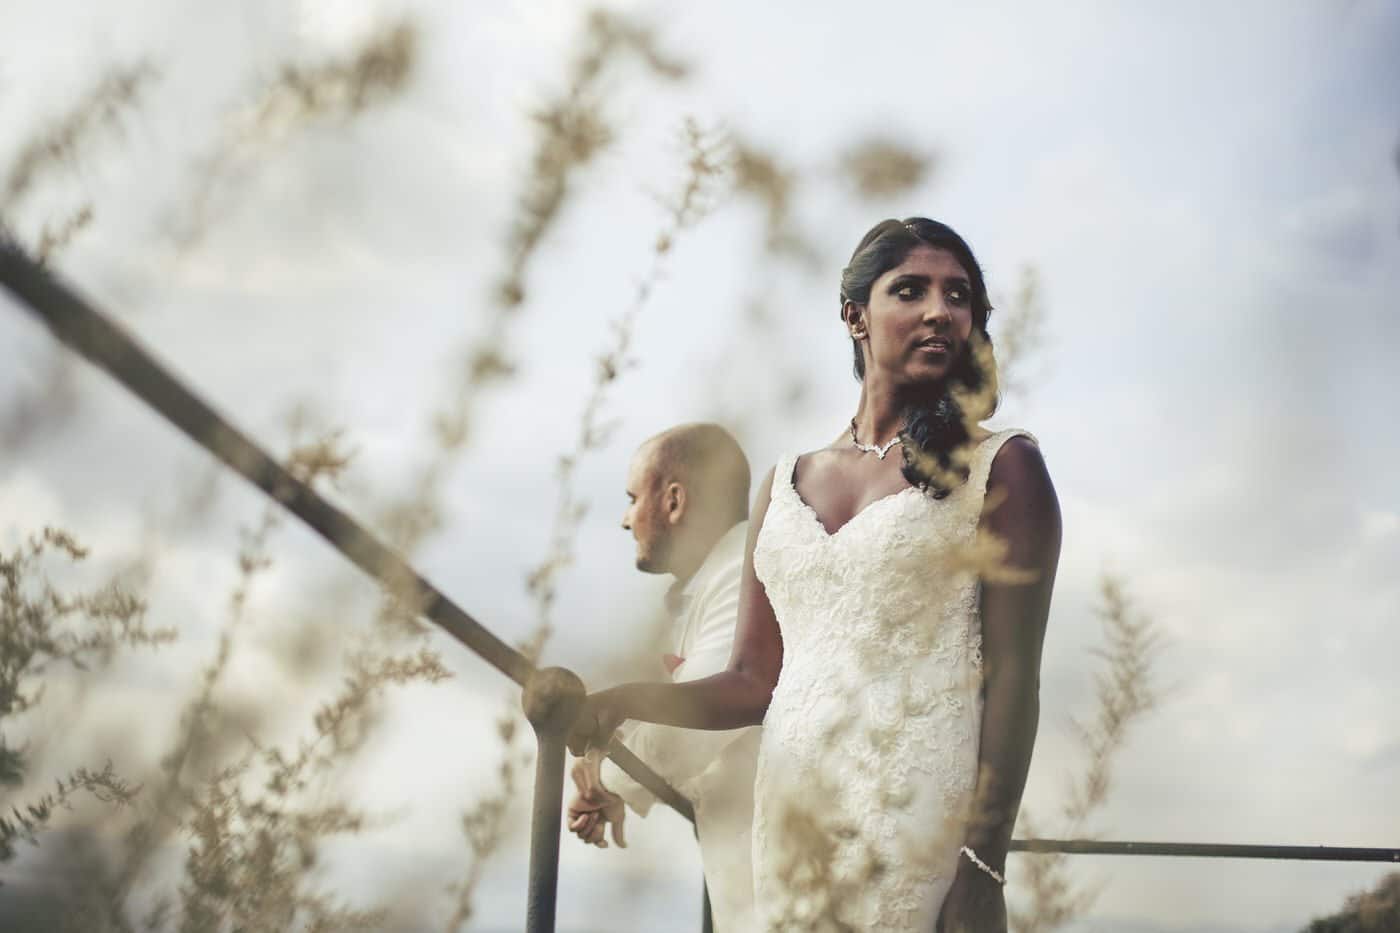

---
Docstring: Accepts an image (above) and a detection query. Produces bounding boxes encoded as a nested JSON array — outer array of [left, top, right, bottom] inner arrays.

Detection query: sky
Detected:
[[2, 1, 1399, 931]]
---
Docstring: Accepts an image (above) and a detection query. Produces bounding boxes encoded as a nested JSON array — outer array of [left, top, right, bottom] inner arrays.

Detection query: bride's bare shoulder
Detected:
[[792, 443, 860, 484]]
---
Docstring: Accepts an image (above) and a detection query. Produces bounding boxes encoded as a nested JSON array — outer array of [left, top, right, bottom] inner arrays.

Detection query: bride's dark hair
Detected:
[[839, 217, 999, 497]]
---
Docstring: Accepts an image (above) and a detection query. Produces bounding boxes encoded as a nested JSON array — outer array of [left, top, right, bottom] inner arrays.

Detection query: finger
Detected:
[[584, 820, 606, 846], [568, 790, 590, 813], [575, 817, 601, 842], [610, 813, 627, 849]]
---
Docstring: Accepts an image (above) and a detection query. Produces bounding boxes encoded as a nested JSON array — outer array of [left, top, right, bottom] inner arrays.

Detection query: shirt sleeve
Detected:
[[600, 560, 748, 818]]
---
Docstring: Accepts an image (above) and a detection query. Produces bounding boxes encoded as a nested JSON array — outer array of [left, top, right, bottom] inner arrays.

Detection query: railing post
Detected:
[[521, 666, 586, 933]]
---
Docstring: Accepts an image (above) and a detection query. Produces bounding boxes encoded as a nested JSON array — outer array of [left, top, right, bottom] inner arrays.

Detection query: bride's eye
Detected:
[[946, 287, 969, 306], [895, 284, 924, 301]]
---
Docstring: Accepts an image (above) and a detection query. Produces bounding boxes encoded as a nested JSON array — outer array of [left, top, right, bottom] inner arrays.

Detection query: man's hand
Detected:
[[566, 750, 627, 849]]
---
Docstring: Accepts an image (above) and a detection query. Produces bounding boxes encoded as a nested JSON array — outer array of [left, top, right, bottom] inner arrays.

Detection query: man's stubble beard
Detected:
[[636, 526, 676, 576]]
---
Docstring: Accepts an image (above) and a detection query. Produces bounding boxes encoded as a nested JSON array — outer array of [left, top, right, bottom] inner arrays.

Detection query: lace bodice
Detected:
[[749, 429, 1034, 931]]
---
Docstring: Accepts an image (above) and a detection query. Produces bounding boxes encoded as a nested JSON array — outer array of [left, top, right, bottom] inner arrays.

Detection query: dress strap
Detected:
[[769, 453, 798, 506], [968, 429, 1039, 500]]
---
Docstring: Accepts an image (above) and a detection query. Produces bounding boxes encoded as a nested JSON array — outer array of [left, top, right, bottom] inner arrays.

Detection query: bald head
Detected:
[[639, 423, 750, 525], [621, 423, 750, 577]]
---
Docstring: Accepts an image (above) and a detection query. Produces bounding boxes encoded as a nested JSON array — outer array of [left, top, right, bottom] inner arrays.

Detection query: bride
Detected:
[[570, 218, 1061, 932]]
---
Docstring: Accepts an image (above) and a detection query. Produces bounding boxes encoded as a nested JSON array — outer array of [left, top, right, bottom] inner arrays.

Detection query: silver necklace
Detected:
[[849, 419, 903, 459]]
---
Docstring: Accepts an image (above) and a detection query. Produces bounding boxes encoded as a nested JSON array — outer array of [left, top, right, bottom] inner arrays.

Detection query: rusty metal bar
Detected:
[[1011, 839, 1400, 862], [522, 668, 586, 933], [0, 242, 695, 822], [609, 739, 694, 822]]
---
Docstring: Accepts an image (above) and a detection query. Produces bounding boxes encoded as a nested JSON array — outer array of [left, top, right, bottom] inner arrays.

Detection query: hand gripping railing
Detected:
[[4, 243, 1396, 932]]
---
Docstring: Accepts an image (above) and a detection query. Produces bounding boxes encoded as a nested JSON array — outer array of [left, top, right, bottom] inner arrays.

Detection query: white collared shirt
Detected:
[[600, 520, 759, 933], [601, 520, 750, 812]]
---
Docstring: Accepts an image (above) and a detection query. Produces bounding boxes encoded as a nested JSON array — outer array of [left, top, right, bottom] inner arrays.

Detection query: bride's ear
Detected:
[[664, 481, 687, 525], [843, 300, 868, 340]]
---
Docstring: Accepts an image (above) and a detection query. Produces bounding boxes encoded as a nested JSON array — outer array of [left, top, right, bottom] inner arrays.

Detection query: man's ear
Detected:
[[664, 481, 687, 525]]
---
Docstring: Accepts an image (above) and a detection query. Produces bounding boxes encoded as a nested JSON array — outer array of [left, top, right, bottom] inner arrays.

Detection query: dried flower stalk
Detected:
[[2, 63, 158, 213], [1010, 575, 1163, 933], [1, 529, 170, 871], [839, 138, 934, 199], [174, 22, 417, 246]]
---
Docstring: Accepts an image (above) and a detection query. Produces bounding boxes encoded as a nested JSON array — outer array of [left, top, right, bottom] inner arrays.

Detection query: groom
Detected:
[[566, 422, 760, 933]]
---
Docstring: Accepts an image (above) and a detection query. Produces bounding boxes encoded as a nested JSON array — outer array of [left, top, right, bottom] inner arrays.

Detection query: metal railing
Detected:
[[2, 243, 1395, 933]]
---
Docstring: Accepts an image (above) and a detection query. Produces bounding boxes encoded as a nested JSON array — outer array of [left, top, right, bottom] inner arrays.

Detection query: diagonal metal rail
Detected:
[[0, 242, 691, 816]]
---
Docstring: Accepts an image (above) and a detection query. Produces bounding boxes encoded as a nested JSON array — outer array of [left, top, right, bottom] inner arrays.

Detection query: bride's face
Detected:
[[851, 245, 975, 390]]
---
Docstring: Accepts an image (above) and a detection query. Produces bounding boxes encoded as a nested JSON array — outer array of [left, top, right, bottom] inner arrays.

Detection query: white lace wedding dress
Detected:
[[750, 429, 1034, 931]]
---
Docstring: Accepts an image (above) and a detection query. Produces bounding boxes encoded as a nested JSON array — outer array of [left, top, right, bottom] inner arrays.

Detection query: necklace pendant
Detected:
[[849, 418, 903, 460]]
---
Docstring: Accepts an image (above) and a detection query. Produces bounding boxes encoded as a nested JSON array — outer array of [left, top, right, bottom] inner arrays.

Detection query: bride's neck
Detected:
[[851, 380, 912, 447]]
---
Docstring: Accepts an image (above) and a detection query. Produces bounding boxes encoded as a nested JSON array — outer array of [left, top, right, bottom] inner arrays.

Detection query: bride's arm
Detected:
[[941, 437, 1061, 927], [568, 467, 784, 753]]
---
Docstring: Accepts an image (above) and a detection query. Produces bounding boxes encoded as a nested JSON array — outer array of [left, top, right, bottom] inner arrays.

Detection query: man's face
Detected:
[[621, 445, 672, 574]]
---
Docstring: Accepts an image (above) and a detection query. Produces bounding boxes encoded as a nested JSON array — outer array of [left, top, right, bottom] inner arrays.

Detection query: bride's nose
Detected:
[[921, 295, 952, 327]]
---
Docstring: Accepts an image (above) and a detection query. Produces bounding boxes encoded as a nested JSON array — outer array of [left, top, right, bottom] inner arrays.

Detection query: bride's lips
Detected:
[[914, 335, 952, 354]]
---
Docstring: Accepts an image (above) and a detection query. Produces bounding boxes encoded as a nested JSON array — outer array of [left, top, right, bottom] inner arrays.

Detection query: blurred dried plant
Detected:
[[348, 60, 700, 927], [445, 118, 729, 931], [1, 63, 158, 216], [493, 9, 689, 311], [522, 118, 730, 657], [110, 431, 356, 917], [174, 22, 417, 246], [762, 795, 877, 933], [993, 266, 1047, 399], [838, 138, 934, 200], [133, 587, 448, 933], [701, 139, 824, 444], [406, 9, 690, 540], [0, 764, 138, 864], [172, 642, 449, 933], [1010, 574, 1163, 933], [719, 132, 933, 445], [34, 203, 95, 267], [1301, 871, 1400, 932], [1, 63, 157, 453], [442, 713, 531, 933], [731, 140, 820, 265], [0, 528, 172, 869]]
